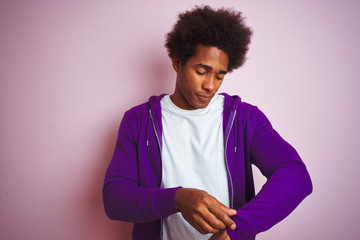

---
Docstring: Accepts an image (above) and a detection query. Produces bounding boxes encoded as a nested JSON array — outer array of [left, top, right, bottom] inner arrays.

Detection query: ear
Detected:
[[172, 58, 181, 72]]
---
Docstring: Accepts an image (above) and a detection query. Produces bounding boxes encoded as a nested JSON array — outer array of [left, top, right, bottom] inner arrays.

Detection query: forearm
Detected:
[[103, 181, 180, 223], [227, 160, 312, 239], [225, 107, 313, 239]]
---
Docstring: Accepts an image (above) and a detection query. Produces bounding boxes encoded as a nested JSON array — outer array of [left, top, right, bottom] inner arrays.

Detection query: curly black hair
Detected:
[[165, 5, 253, 72]]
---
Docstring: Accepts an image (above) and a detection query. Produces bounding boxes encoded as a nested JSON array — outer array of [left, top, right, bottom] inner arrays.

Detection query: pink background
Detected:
[[1, 1, 359, 239]]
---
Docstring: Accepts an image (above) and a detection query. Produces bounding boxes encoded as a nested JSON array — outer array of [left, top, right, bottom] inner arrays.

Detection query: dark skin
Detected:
[[170, 45, 228, 110], [174, 188, 235, 239], [171, 45, 236, 239], [209, 229, 231, 240]]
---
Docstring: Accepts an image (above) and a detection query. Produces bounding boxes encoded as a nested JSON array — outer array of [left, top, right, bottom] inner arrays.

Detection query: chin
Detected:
[[192, 102, 209, 109], [185, 96, 210, 109]]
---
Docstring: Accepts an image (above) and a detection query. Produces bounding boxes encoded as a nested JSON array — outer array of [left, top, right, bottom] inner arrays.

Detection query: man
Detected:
[[103, 5, 312, 240]]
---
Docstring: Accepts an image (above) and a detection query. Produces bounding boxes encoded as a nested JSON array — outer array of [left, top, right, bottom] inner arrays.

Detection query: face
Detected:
[[171, 45, 229, 110]]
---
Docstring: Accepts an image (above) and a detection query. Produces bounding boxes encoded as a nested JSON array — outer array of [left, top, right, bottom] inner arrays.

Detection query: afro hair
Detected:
[[165, 5, 253, 72]]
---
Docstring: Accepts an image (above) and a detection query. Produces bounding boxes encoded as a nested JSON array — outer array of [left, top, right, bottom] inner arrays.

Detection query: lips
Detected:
[[196, 94, 213, 103]]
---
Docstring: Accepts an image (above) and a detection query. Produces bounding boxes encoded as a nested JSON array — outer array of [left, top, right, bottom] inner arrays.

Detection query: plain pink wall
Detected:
[[1, 1, 359, 239]]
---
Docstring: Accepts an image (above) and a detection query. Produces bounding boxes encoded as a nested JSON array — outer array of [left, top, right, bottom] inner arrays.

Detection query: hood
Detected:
[[220, 92, 242, 111], [148, 94, 167, 110]]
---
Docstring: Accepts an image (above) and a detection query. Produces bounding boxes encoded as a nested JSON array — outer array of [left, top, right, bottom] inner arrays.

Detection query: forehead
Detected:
[[188, 45, 229, 70]]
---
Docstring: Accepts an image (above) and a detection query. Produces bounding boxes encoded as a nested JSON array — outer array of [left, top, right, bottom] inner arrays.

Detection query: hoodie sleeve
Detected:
[[102, 111, 180, 223], [227, 108, 313, 239]]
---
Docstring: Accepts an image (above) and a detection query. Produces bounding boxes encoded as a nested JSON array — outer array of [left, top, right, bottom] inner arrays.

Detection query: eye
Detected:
[[216, 75, 224, 80], [195, 70, 206, 75]]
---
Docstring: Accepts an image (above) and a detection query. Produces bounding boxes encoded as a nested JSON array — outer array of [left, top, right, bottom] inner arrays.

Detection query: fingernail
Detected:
[[230, 224, 236, 229]]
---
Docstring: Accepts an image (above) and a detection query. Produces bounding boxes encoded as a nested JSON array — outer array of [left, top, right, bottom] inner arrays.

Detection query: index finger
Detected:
[[208, 203, 236, 230], [217, 202, 237, 216]]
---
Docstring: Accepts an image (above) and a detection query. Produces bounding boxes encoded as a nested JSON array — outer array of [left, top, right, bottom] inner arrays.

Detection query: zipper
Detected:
[[149, 109, 164, 239], [224, 109, 236, 209], [149, 109, 162, 152]]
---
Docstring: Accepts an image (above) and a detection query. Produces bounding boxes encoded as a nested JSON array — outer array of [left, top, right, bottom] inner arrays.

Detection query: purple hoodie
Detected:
[[103, 93, 312, 240]]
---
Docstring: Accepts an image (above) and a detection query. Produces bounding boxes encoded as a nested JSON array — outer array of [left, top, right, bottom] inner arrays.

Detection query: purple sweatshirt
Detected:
[[103, 93, 312, 240]]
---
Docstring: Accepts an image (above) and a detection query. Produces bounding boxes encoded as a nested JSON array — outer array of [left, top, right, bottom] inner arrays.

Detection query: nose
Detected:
[[202, 75, 216, 92]]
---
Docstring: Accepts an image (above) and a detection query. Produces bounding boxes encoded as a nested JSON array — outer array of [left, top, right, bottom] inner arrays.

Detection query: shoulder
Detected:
[[120, 94, 166, 129], [221, 92, 273, 134], [125, 101, 148, 117], [221, 92, 264, 119], [124, 94, 166, 117]]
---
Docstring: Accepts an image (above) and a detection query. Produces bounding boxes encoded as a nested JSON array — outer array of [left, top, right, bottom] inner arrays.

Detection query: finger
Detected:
[[198, 216, 223, 234], [207, 195, 237, 216], [192, 220, 207, 234], [198, 196, 236, 230], [210, 200, 237, 229], [217, 202, 237, 216], [197, 207, 228, 230], [188, 213, 220, 234], [208, 206, 236, 230]]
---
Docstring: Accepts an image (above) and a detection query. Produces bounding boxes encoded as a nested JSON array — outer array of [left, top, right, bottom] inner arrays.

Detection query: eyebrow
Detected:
[[195, 64, 227, 74]]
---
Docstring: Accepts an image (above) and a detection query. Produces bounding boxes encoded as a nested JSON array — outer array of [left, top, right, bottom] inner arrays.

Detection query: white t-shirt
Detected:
[[160, 94, 230, 240]]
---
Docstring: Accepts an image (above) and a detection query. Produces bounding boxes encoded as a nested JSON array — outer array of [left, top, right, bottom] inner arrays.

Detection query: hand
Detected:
[[174, 188, 237, 234], [209, 229, 231, 240]]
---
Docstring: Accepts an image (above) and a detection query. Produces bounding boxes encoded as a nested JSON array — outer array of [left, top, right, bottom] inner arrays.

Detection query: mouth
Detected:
[[196, 94, 213, 103]]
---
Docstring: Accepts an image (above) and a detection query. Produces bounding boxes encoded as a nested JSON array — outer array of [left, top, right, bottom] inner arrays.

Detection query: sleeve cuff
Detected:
[[226, 215, 256, 240], [153, 186, 182, 218]]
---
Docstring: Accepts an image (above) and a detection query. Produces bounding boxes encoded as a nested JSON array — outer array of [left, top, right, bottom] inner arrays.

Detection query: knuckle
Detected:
[[216, 220, 226, 228], [217, 211, 225, 219], [194, 205, 203, 214], [225, 218, 233, 226], [199, 191, 207, 200]]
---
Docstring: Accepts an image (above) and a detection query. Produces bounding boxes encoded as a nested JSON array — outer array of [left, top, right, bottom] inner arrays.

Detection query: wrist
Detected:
[[174, 187, 184, 211]]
